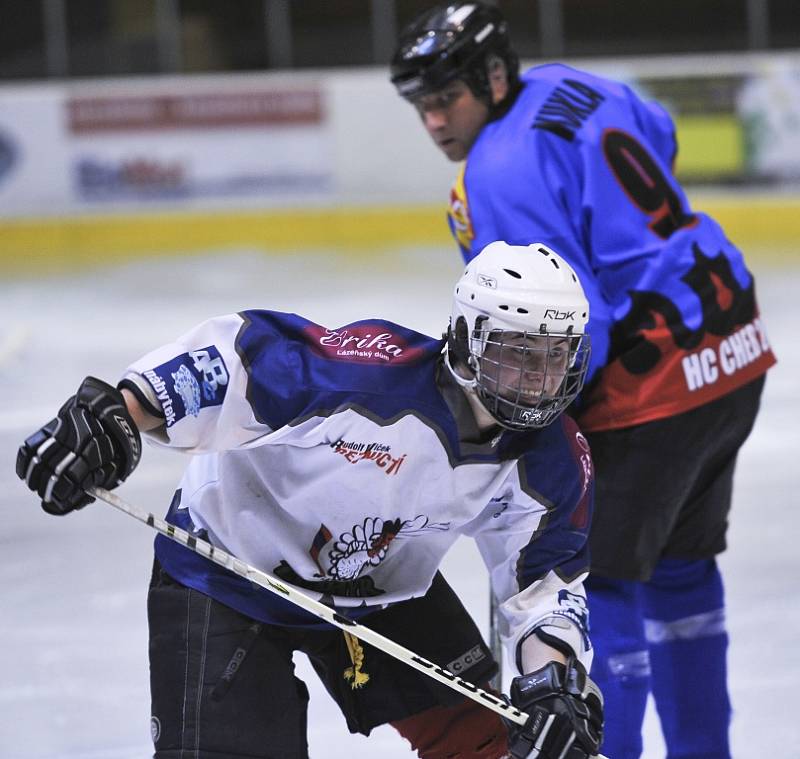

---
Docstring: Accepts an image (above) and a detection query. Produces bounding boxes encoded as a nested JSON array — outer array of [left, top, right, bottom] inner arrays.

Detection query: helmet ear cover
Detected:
[[447, 315, 473, 374]]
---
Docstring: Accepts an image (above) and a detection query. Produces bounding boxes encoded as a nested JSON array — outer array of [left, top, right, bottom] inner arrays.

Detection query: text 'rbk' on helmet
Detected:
[[446, 241, 591, 430], [390, 2, 519, 101]]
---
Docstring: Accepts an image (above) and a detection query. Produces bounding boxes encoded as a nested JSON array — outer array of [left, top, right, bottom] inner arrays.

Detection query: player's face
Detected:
[[411, 80, 489, 161], [479, 333, 571, 405]]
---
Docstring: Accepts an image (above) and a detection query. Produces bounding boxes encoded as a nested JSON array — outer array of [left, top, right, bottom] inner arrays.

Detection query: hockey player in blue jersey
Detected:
[[17, 241, 603, 759], [391, 5, 776, 759]]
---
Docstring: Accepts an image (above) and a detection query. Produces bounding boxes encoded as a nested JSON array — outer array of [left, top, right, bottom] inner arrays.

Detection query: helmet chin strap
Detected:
[[443, 345, 478, 391]]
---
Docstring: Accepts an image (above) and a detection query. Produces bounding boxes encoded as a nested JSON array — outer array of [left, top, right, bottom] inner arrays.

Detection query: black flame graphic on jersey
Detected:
[[609, 243, 756, 375], [274, 560, 387, 598]]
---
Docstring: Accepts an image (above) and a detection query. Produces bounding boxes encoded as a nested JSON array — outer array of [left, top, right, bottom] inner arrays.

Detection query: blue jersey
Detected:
[[448, 64, 775, 431], [121, 310, 595, 669]]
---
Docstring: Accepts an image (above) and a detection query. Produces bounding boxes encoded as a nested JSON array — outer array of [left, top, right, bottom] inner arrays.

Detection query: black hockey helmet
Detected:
[[390, 2, 519, 101]]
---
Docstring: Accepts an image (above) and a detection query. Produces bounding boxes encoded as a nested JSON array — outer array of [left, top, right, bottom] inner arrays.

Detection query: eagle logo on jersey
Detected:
[[327, 515, 449, 581], [273, 516, 450, 598], [448, 164, 475, 258]]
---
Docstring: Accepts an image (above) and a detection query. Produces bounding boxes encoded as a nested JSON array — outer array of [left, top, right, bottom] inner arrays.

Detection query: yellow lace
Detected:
[[343, 631, 370, 689]]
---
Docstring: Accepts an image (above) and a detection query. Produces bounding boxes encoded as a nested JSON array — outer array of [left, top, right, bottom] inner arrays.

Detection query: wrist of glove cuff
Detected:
[[507, 659, 603, 759], [16, 376, 141, 515]]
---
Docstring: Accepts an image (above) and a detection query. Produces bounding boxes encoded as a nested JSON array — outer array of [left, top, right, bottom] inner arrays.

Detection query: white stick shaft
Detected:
[[489, 589, 502, 690], [89, 486, 609, 758], [88, 486, 530, 726]]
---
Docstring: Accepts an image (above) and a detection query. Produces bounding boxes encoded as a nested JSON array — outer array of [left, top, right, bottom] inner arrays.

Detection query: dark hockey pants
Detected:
[[585, 377, 764, 758], [147, 562, 508, 758]]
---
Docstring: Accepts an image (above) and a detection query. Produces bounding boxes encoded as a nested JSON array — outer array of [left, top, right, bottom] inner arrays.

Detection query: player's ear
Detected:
[[486, 54, 509, 105]]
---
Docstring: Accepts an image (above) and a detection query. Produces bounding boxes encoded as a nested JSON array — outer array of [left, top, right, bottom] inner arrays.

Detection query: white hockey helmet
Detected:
[[446, 241, 591, 430]]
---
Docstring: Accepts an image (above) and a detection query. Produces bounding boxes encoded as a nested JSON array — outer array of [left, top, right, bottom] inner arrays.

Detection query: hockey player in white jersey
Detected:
[[17, 241, 603, 759]]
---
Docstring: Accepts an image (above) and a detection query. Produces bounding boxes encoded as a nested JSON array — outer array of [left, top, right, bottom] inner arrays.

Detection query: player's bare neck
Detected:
[[463, 387, 501, 434]]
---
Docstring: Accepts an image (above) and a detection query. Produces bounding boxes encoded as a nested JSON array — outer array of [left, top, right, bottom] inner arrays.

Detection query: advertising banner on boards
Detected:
[[0, 83, 334, 218], [67, 88, 333, 206], [1, 56, 799, 222], [0, 89, 71, 216]]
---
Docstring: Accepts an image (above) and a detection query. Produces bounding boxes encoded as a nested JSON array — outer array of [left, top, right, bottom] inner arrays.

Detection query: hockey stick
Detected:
[[88, 486, 608, 757], [88, 486, 528, 725], [489, 589, 503, 690]]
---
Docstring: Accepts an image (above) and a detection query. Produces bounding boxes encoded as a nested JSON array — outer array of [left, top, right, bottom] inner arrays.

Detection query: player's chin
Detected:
[[438, 140, 467, 161], [500, 391, 545, 407]]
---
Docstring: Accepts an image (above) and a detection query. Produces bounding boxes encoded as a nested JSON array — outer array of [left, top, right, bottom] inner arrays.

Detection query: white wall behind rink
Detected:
[[0, 67, 451, 219], [1, 51, 799, 220]]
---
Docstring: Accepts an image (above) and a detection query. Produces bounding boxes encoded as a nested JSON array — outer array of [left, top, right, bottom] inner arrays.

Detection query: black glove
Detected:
[[16, 376, 141, 515], [507, 658, 603, 759]]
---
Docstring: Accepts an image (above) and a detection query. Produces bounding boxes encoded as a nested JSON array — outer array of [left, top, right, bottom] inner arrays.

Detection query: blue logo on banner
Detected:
[[0, 129, 18, 184]]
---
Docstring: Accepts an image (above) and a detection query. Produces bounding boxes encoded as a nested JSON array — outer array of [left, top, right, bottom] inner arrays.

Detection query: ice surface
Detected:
[[1, 247, 797, 758]]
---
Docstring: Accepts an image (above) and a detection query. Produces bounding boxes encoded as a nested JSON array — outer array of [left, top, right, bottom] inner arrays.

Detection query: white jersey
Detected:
[[121, 309, 595, 671]]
